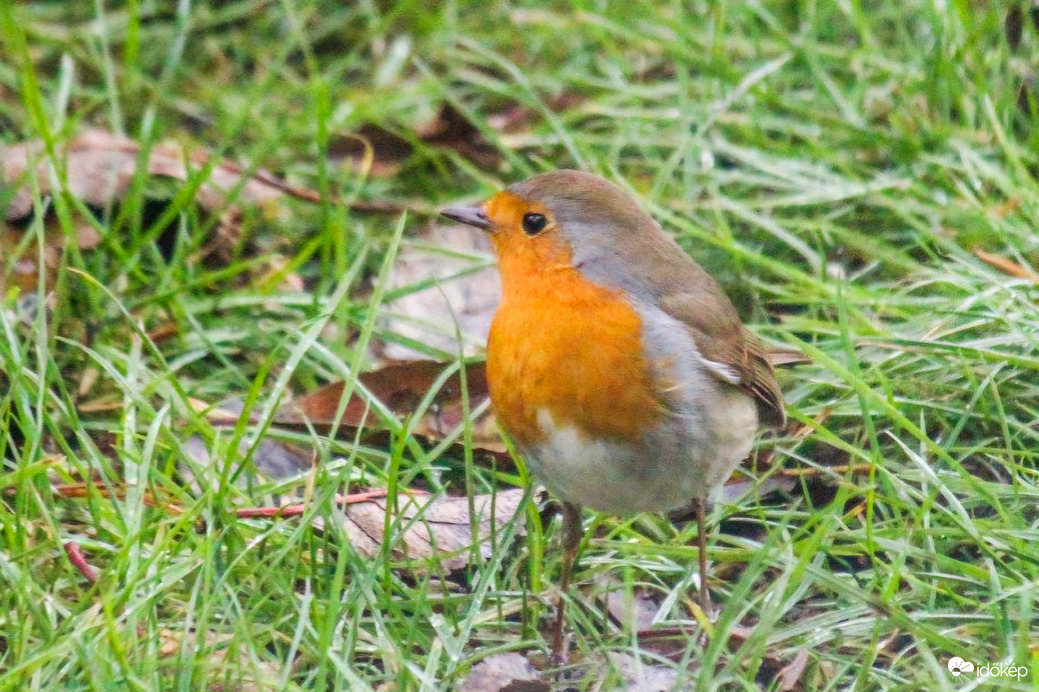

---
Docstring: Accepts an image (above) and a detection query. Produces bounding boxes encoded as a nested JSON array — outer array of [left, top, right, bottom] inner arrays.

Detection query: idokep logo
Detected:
[[948, 656, 1029, 681]]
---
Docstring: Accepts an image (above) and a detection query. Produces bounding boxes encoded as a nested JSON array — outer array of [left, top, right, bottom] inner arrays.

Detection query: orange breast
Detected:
[[486, 266, 663, 450]]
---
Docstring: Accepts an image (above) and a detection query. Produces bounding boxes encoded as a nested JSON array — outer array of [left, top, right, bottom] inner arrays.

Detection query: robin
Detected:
[[442, 170, 790, 658]]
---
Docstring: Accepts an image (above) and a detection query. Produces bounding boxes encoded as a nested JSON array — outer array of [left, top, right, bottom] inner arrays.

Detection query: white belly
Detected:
[[525, 392, 757, 514]]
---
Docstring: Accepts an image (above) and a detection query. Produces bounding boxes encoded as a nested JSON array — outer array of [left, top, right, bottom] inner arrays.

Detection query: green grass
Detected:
[[2, 2, 1038, 690]]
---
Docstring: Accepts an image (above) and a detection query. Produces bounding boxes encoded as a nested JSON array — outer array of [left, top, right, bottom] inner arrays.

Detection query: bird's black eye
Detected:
[[521, 213, 548, 235]]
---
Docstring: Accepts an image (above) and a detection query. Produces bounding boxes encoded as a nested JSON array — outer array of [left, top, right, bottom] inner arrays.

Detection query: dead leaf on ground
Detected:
[[332, 103, 501, 174], [972, 246, 1038, 281], [333, 93, 587, 176], [279, 360, 503, 452], [181, 433, 315, 489], [182, 360, 508, 492], [775, 648, 810, 692], [156, 627, 284, 692], [458, 653, 546, 692], [258, 486, 525, 572], [498, 651, 682, 692], [605, 652, 681, 692], [377, 221, 499, 360], [0, 208, 103, 293], [601, 576, 660, 633], [415, 103, 502, 168], [487, 92, 586, 134], [1, 129, 317, 222], [1, 129, 321, 290]]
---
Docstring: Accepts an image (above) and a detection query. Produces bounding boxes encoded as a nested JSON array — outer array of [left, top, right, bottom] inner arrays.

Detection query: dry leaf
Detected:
[[327, 487, 525, 571], [1, 129, 317, 221], [180, 434, 314, 489], [233, 486, 526, 572], [458, 653, 545, 692], [972, 246, 1038, 281], [378, 221, 500, 360], [1, 130, 321, 290], [487, 92, 585, 134], [333, 94, 590, 176], [156, 628, 283, 692], [602, 577, 659, 633], [414, 103, 501, 168], [281, 360, 503, 452], [1, 208, 102, 292], [605, 652, 680, 692], [284, 360, 487, 426], [333, 103, 501, 175], [775, 648, 810, 692]]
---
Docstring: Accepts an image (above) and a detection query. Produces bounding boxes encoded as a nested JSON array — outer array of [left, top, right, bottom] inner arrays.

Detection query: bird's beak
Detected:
[[441, 205, 492, 231]]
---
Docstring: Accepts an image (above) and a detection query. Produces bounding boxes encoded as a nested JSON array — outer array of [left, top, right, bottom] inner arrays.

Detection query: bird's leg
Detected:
[[694, 497, 712, 612], [551, 501, 583, 661]]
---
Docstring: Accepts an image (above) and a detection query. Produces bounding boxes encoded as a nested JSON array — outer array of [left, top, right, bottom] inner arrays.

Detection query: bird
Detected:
[[441, 169, 790, 659]]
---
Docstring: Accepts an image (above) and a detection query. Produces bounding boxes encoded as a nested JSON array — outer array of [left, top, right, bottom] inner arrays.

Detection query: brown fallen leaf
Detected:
[[377, 221, 500, 360], [601, 575, 659, 633], [332, 103, 501, 175], [1, 129, 317, 222], [1, 208, 102, 292], [775, 648, 810, 692], [180, 434, 315, 488], [280, 360, 503, 452], [605, 652, 680, 692], [973, 246, 1038, 281], [285, 360, 485, 425], [487, 91, 586, 134], [0, 130, 319, 290], [145, 321, 180, 344], [333, 93, 591, 177], [156, 628, 283, 692], [322, 486, 526, 571], [458, 653, 546, 692], [414, 103, 501, 168]]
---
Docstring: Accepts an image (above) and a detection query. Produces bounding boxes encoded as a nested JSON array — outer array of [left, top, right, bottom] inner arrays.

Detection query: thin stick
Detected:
[[65, 542, 99, 584]]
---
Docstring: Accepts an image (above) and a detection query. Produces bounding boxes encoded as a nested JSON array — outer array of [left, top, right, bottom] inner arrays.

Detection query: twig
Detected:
[[64, 542, 99, 584], [780, 464, 874, 477], [235, 489, 389, 519]]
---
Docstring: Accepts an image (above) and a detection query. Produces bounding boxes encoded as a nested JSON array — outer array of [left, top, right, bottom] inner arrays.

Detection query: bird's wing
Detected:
[[657, 292, 786, 427]]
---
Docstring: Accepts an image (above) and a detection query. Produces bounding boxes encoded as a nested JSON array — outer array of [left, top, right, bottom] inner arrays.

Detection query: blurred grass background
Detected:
[[1, 2, 1037, 690]]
